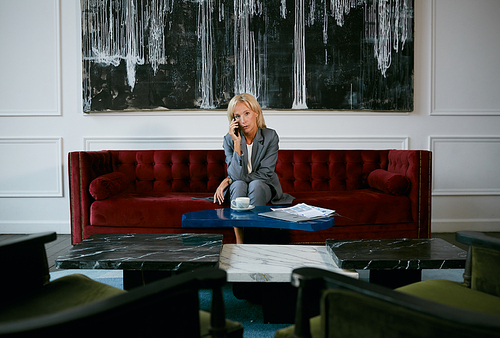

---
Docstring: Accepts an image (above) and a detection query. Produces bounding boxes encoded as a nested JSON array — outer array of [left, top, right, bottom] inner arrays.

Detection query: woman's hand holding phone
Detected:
[[233, 117, 239, 137], [229, 117, 242, 155], [230, 118, 240, 141]]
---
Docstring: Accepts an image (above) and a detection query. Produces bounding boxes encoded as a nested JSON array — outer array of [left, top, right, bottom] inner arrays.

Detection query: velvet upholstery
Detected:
[[69, 149, 432, 244], [89, 171, 130, 200], [367, 169, 410, 195]]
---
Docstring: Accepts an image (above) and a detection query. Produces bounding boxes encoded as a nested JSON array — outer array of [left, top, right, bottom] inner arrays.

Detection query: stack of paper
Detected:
[[259, 203, 335, 222], [271, 203, 335, 219]]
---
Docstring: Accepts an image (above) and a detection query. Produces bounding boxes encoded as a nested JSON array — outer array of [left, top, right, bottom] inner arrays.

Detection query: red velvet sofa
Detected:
[[69, 149, 431, 244]]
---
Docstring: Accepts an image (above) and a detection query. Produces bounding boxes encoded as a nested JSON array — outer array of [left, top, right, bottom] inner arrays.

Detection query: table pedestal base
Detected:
[[369, 269, 422, 289], [123, 270, 173, 290], [232, 283, 298, 324]]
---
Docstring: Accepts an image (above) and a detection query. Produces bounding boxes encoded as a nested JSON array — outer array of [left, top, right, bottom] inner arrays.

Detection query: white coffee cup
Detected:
[[231, 197, 250, 209]]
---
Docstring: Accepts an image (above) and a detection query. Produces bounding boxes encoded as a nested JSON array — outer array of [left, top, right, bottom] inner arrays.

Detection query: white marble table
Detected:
[[219, 244, 358, 283]]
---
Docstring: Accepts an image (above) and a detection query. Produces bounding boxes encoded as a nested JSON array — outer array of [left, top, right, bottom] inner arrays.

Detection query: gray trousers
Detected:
[[230, 180, 272, 206]]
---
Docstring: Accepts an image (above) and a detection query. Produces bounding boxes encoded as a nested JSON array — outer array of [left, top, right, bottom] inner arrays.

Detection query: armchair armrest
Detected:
[[456, 231, 500, 251], [456, 231, 500, 295], [0, 267, 240, 338], [0, 232, 56, 302], [288, 267, 500, 338]]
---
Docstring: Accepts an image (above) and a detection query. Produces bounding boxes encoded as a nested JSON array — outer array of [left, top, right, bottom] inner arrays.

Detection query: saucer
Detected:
[[231, 204, 255, 212]]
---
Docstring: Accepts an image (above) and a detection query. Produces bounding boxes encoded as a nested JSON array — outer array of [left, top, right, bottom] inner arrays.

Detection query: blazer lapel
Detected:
[[251, 129, 265, 169], [240, 135, 248, 175]]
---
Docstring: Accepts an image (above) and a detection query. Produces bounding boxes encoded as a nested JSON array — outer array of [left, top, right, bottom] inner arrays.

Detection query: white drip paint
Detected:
[[323, 0, 328, 44], [366, 0, 411, 78], [280, 0, 287, 19], [292, 0, 308, 109], [331, 0, 358, 27], [83, 0, 174, 93], [198, 0, 215, 108], [233, 0, 260, 98], [146, 0, 173, 75]]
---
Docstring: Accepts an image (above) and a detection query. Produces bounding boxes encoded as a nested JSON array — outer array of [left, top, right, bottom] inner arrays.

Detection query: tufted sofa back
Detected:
[[276, 150, 390, 192], [105, 149, 396, 194], [109, 150, 226, 193]]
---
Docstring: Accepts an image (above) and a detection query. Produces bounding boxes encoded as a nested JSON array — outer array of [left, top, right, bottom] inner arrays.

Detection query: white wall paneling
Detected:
[[84, 137, 224, 151], [0, 0, 61, 116], [430, 136, 500, 195], [84, 136, 409, 152], [0, 138, 63, 197], [279, 137, 409, 150], [431, 0, 500, 115]]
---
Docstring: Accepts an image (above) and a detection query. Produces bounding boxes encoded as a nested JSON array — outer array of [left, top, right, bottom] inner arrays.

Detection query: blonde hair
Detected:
[[227, 93, 266, 129]]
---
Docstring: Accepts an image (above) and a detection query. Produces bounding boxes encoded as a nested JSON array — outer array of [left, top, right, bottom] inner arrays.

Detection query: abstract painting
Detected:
[[82, 0, 413, 112]]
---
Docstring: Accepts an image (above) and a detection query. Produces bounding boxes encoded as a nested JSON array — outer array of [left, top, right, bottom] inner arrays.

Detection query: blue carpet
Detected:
[[50, 268, 465, 337]]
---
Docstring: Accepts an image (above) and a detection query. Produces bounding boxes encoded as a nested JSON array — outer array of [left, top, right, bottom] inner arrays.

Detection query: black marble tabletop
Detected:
[[326, 238, 467, 270], [55, 233, 223, 272]]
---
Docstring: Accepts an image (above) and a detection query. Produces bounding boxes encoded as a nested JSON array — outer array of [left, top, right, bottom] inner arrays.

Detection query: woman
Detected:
[[214, 93, 294, 243]]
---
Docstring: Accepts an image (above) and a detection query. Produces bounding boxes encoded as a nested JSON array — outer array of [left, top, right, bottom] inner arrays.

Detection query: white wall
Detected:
[[1, 0, 499, 234]]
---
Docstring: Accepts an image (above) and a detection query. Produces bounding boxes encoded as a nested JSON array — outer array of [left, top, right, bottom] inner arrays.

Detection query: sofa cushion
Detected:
[[291, 190, 412, 226], [89, 172, 130, 200], [90, 189, 411, 229], [367, 169, 410, 196], [90, 192, 223, 228]]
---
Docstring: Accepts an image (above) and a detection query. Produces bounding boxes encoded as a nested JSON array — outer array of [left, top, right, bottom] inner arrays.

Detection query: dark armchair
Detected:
[[275, 231, 500, 338], [0, 232, 243, 337]]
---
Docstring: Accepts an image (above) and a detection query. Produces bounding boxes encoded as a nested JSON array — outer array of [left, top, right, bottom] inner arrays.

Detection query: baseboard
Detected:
[[0, 221, 70, 234], [431, 219, 500, 233]]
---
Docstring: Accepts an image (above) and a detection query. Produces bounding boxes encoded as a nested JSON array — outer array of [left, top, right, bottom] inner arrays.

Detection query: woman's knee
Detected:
[[248, 180, 271, 205], [230, 181, 248, 199]]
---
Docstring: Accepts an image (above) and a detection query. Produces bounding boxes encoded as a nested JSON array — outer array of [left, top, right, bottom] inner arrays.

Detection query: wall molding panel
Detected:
[[0, 138, 63, 197], [0, 0, 61, 116], [84, 137, 223, 151], [430, 0, 500, 116], [430, 136, 500, 195], [280, 136, 408, 150], [84, 136, 409, 151]]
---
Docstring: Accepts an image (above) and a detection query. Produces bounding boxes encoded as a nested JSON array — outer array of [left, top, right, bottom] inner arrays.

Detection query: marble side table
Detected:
[[326, 238, 467, 288], [55, 233, 223, 290], [219, 244, 358, 323]]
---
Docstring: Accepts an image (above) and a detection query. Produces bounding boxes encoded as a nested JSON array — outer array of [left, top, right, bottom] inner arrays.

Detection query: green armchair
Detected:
[[275, 231, 500, 338], [0, 232, 243, 337]]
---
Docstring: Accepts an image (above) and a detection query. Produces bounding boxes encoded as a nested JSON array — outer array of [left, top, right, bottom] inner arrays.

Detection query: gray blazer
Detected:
[[223, 128, 294, 205]]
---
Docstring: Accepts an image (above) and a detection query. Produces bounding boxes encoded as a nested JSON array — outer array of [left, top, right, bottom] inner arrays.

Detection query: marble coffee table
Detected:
[[326, 238, 467, 288], [55, 233, 223, 290], [219, 244, 358, 282], [218, 244, 357, 323]]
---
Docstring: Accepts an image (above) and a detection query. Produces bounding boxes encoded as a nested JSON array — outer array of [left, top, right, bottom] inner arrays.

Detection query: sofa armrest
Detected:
[[69, 151, 113, 244], [387, 150, 432, 238]]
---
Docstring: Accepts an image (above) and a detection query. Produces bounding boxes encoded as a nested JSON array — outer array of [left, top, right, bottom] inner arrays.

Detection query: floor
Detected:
[[1, 232, 499, 272]]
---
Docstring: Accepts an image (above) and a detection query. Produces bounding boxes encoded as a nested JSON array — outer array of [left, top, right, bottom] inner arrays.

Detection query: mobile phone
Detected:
[[233, 117, 239, 136]]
